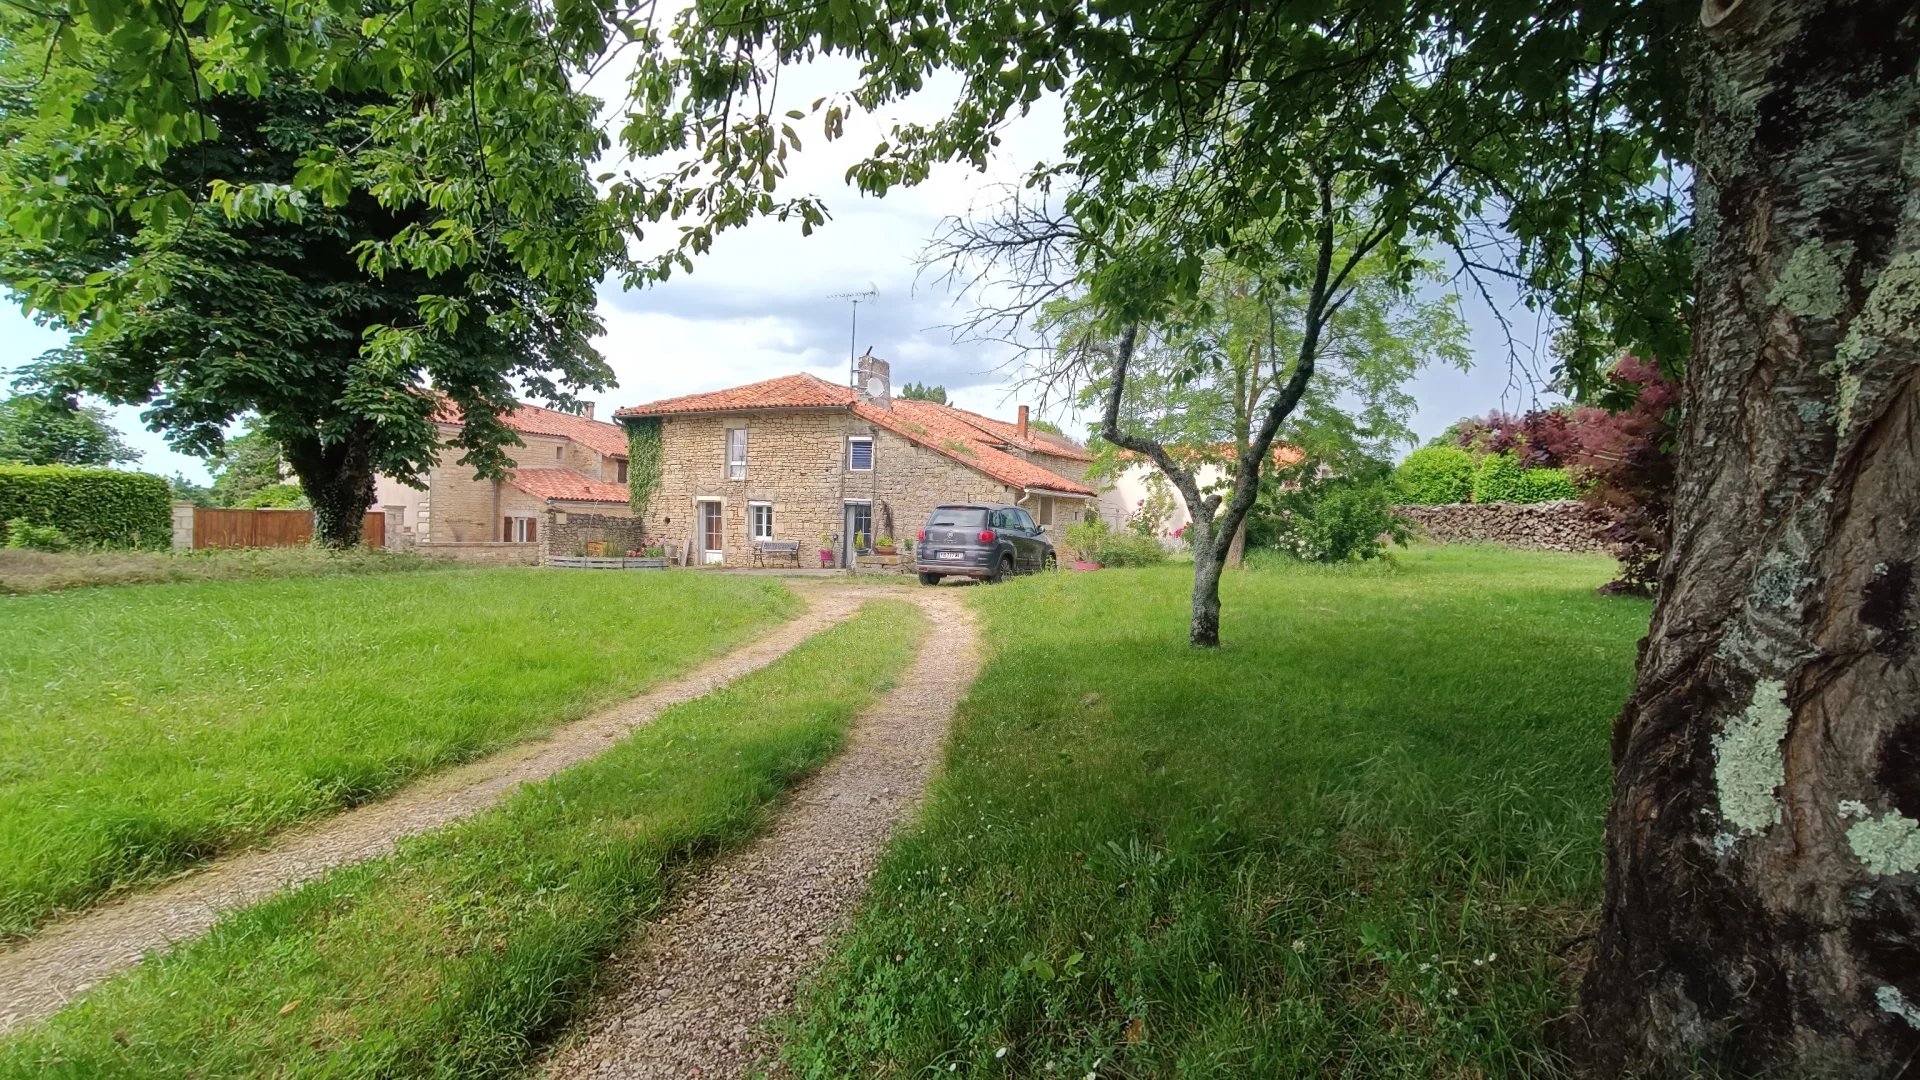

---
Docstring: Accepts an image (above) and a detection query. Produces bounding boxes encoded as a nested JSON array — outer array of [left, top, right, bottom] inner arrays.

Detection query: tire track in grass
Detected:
[[538, 587, 983, 1079], [0, 585, 870, 1036]]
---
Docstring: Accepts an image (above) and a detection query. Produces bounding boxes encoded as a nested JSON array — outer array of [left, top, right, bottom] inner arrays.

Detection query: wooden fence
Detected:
[[191, 508, 385, 550]]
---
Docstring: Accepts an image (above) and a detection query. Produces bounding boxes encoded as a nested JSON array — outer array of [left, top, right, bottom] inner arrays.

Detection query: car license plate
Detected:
[[937, 550, 963, 561]]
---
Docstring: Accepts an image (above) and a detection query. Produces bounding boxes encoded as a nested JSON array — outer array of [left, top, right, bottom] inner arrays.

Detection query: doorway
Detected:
[[697, 499, 724, 565], [842, 501, 871, 567]]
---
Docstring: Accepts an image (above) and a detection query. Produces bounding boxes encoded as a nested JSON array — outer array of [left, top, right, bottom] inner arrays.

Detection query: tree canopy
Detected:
[[0, 389, 140, 467], [0, 9, 615, 543]]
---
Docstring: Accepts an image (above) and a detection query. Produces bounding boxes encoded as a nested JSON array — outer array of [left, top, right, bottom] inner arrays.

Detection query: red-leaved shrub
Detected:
[[1566, 355, 1680, 595]]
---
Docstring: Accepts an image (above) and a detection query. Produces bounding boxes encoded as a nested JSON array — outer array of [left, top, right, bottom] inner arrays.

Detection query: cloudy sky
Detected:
[[0, 53, 1560, 483]]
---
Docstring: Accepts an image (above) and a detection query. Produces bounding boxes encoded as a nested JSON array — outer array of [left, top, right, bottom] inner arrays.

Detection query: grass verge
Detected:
[[0, 569, 799, 938], [0, 599, 925, 1078], [0, 545, 446, 594], [779, 545, 1649, 1077]]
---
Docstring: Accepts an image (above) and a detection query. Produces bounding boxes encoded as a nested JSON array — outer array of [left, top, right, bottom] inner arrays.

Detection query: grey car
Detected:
[[915, 503, 1056, 585]]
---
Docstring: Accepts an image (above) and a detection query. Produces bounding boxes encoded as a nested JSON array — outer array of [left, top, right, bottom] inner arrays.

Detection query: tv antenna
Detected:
[[829, 285, 878, 386]]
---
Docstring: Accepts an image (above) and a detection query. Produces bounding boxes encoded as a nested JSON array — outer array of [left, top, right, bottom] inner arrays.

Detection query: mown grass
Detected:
[[780, 545, 1650, 1078], [0, 545, 446, 594], [0, 599, 925, 1079], [0, 569, 799, 938]]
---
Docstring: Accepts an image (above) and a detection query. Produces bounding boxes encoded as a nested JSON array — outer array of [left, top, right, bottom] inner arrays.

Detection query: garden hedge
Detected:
[[1392, 445, 1476, 505], [0, 465, 171, 549]]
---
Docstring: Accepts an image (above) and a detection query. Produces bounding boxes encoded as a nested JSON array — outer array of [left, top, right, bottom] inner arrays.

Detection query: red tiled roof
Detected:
[[615, 373, 856, 417], [431, 398, 631, 459], [853, 402, 1097, 497], [505, 467, 630, 503], [614, 371, 1097, 497], [911, 401, 1094, 462], [1115, 443, 1306, 468]]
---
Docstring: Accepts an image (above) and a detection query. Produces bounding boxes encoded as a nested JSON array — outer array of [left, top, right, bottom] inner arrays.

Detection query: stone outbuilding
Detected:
[[614, 355, 1097, 567], [373, 400, 633, 561]]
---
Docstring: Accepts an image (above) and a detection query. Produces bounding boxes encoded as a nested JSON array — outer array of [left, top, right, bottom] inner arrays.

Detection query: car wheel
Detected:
[[990, 554, 1013, 583], [918, 572, 942, 586]]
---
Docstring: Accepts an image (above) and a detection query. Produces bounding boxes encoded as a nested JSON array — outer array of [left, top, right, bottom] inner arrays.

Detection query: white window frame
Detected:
[[696, 498, 725, 564], [505, 515, 536, 543], [748, 501, 774, 542], [726, 427, 748, 480], [847, 435, 874, 472]]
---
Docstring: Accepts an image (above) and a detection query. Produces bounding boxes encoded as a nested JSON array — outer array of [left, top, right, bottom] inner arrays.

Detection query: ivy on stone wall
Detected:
[[624, 418, 662, 520]]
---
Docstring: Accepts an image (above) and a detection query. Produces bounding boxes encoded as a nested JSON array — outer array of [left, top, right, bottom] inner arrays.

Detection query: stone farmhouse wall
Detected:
[[1397, 500, 1606, 553], [645, 409, 1026, 565], [375, 422, 627, 542], [543, 510, 650, 558]]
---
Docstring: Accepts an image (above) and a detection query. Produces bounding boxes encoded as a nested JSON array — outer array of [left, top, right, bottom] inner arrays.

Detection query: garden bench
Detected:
[[753, 540, 802, 567]]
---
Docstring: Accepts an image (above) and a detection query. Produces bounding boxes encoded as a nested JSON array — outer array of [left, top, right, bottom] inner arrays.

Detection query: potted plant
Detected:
[[819, 532, 835, 568], [873, 534, 896, 555]]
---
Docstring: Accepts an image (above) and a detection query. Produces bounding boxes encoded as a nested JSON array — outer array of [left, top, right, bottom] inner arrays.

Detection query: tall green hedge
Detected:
[[0, 465, 172, 549], [1470, 453, 1580, 504], [1392, 446, 1476, 505]]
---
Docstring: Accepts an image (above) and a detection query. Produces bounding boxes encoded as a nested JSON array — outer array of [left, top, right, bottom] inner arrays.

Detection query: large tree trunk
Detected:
[[286, 429, 376, 549], [1577, 2, 1920, 1075], [1190, 526, 1224, 647]]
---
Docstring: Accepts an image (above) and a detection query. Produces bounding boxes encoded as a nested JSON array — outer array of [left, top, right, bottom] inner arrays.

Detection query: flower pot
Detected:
[[1072, 560, 1102, 571], [872, 545, 896, 556], [818, 550, 834, 567]]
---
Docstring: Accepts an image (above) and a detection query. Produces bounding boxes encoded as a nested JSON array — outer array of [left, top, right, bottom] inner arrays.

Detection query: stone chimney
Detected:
[[1017, 404, 1029, 441], [856, 350, 892, 408], [579, 402, 595, 420]]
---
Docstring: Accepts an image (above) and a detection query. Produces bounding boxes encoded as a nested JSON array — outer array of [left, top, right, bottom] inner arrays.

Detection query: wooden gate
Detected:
[[192, 509, 386, 550]]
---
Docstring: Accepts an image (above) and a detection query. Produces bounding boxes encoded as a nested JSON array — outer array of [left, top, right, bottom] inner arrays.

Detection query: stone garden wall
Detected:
[[543, 510, 651, 559], [1396, 500, 1607, 554]]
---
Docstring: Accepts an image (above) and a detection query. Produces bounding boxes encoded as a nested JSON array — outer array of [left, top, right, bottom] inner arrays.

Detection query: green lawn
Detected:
[[780, 546, 1650, 1078], [0, 600, 925, 1079], [0, 568, 799, 938]]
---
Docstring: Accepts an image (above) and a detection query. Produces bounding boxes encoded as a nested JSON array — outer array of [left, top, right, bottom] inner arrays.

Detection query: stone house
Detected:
[[373, 400, 633, 559], [614, 355, 1098, 566], [1097, 444, 1306, 547]]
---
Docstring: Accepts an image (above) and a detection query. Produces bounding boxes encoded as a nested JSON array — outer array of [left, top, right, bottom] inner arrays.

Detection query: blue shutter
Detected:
[[850, 438, 873, 470]]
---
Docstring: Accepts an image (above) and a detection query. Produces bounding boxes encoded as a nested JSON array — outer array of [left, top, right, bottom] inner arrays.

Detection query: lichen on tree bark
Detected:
[[1577, 1, 1920, 1074]]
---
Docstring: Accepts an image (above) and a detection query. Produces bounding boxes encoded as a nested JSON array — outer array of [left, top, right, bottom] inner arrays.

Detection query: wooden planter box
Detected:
[[547, 556, 669, 570]]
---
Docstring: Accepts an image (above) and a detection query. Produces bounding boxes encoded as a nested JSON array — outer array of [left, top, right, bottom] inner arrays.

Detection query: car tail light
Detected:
[[916, 529, 926, 542], [978, 529, 996, 543]]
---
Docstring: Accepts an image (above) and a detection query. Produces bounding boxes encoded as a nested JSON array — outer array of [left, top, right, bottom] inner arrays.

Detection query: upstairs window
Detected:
[[726, 427, 748, 479], [616, 458, 629, 483], [554, 445, 564, 461], [848, 436, 873, 472]]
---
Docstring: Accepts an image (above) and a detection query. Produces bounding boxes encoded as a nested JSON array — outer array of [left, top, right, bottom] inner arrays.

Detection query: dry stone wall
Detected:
[[543, 510, 649, 558], [1397, 500, 1606, 553]]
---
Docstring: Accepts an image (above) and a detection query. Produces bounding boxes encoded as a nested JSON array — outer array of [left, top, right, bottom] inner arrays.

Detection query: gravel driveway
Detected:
[[538, 587, 983, 1079]]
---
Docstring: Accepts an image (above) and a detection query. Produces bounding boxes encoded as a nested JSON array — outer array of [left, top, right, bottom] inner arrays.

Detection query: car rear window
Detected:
[[929, 507, 988, 527]]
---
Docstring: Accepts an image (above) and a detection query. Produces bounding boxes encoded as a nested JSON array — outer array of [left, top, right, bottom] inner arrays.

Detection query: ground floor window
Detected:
[[1035, 496, 1055, 526], [503, 515, 537, 543], [749, 502, 774, 541]]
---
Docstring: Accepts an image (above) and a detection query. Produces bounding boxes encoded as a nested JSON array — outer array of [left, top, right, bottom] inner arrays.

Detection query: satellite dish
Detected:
[[866, 374, 887, 398]]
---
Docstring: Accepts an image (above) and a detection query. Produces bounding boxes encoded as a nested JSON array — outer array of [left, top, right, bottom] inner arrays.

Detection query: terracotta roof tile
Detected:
[[431, 397, 631, 459], [505, 467, 630, 503], [905, 401, 1094, 462], [615, 373, 856, 417], [853, 402, 1096, 496], [615, 370, 1096, 497]]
